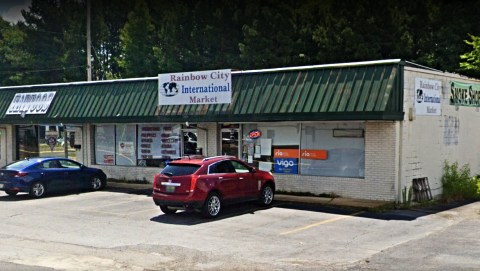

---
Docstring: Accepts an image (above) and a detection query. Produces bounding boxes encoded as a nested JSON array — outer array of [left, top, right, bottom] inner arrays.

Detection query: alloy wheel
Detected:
[[262, 186, 274, 206], [91, 177, 102, 190]]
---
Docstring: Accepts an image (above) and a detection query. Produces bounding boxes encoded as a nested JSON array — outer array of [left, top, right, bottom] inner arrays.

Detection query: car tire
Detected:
[[259, 184, 274, 206], [202, 192, 222, 218], [29, 182, 46, 198], [90, 176, 104, 191], [5, 190, 18, 196], [160, 205, 177, 215]]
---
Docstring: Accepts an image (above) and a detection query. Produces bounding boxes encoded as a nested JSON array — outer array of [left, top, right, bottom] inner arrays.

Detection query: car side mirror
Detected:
[[250, 167, 256, 173]]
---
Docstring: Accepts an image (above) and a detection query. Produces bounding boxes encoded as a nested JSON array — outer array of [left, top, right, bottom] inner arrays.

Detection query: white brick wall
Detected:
[[401, 67, 480, 198]]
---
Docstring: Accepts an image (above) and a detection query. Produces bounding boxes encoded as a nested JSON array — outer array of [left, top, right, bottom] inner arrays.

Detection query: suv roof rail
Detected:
[[181, 155, 205, 160], [202, 155, 236, 162]]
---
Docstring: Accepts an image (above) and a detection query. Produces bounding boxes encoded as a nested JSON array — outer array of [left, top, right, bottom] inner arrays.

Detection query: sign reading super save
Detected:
[[158, 69, 231, 105]]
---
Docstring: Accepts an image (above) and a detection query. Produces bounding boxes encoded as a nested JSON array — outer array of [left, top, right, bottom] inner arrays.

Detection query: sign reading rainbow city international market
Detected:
[[158, 69, 232, 105]]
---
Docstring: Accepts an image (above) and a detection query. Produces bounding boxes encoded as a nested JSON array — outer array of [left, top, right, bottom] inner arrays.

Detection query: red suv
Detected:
[[152, 156, 275, 218]]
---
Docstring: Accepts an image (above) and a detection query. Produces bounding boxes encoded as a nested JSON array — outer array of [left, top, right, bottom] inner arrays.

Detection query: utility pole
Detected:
[[86, 0, 92, 81]]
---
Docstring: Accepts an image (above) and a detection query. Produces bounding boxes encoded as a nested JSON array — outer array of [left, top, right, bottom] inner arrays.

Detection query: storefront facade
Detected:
[[1, 59, 479, 202]]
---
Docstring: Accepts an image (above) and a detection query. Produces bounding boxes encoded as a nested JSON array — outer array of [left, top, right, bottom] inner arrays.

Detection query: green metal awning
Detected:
[[0, 60, 404, 124]]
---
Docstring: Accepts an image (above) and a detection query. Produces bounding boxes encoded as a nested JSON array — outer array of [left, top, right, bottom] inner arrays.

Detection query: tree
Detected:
[[118, 0, 156, 77], [19, 0, 85, 83], [460, 34, 480, 74], [239, 0, 307, 68], [90, 0, 134, 79], [0, 18, 34, 86]]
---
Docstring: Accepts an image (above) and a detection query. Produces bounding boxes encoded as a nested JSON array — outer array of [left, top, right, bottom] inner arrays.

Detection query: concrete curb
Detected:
[[106, 181, 393, 210]]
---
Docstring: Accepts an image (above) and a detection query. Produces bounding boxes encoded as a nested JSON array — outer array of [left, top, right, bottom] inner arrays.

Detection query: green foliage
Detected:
[[441, 161, 479, 202], [119, 0, 156, 77], [460, 34, 480, 72], [401, 186, 413, 208]]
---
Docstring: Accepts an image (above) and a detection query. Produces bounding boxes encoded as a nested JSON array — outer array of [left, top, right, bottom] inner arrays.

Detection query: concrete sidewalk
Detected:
[[106, 181, 393, 210]]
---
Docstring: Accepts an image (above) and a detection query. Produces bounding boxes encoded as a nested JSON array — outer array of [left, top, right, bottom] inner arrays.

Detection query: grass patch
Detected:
[[441, 161, 480, 202]]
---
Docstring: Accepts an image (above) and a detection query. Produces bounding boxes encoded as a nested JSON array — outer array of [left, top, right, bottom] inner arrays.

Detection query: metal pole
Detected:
[[86, 0, 92, 81]]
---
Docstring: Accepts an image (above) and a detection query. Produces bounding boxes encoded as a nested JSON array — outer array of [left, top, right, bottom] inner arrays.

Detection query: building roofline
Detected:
[[232, 59, 403, 75], [0, 59, 403, 90]]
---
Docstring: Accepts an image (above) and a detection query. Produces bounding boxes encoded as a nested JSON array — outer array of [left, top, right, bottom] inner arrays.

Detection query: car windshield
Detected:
[[2, 159, 39, 170], [161, 164, 200, 176]]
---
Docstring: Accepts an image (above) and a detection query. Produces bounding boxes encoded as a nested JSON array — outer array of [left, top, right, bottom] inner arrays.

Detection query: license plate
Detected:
[[166, 186, 175, 193], [0, 184, 4, 189]]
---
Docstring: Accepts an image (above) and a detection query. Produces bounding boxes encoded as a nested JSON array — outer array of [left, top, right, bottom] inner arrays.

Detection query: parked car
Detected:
[[152, 156, 275, 218], [0, 157, 107, 198]]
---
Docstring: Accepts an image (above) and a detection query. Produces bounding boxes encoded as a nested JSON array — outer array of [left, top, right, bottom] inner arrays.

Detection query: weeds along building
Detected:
[[0, 59, 479, 202]]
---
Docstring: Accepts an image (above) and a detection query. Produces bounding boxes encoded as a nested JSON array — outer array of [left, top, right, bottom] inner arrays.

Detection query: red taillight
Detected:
[[153, 174, 160, 188], [189, 175, 198, 192], [14, 172, 28, 177]]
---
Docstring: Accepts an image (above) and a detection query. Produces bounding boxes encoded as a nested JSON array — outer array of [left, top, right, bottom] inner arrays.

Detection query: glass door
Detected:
[[221, 128, 240, 157]]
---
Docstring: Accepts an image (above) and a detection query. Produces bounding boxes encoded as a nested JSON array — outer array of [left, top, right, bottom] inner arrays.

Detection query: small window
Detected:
[[59, 160, 81, 169], [230, 160, 251, 173], [209, 161, 235, 174], [161, 164, 200, 176]]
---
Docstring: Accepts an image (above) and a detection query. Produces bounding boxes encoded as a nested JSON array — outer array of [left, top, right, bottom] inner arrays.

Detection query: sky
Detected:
[[0, 0, 31, 23]]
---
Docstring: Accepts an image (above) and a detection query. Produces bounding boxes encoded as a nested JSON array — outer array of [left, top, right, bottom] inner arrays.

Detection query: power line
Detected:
[[0, 65, 85, 75]]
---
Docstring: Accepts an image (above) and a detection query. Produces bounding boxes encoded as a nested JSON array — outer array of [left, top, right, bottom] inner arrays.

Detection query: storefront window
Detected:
[[94, 124, 188, 167], [116, 124, 136, 166], [95, 125, 115, 165], [16, 125, 39, 160], [241, 122, 365, 178], [16, 125, 78, 161], [300, 123, 365, 178], [137, 124, 181, 167], [242, 123, 300, 173]]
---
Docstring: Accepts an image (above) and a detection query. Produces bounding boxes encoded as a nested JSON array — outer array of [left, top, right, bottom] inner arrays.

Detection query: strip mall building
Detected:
[[1, 59, 479, 202]]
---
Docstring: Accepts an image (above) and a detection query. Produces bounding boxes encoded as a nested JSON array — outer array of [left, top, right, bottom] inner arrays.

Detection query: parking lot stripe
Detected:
[[280, 211, 364, 235]]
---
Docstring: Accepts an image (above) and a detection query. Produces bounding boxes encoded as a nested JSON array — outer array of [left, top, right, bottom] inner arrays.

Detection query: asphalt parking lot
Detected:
[[0, 187, 479, 271]]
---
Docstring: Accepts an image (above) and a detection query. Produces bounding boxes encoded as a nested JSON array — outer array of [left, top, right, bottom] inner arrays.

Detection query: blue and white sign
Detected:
[[158, 69, 232, 105], [415, 78, 442, 116], [273, 158, 298, 174], [6, 91, 56, 115]]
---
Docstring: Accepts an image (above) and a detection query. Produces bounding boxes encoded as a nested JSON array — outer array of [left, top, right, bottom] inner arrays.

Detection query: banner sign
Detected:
[[414, 78, 441, 115], [6, 91, 56, 115], [300, 149, 328, 160], [273, 148, 299, 159], [158, 69, 231, 105], [450, 81, 480, 107]]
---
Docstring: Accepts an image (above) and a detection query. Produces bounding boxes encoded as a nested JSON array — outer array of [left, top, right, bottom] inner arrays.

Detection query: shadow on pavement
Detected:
[[276, 199, 479, 221], [150, 201, 276, 226], [83, 182, 480, 222], [103, 184, 152, 196]]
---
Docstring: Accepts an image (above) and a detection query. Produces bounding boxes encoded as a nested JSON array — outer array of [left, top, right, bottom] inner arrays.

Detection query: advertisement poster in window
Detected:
[[118, 141, 135, 164], [138, 124, 181, 159], [273, 147, 299, 174]]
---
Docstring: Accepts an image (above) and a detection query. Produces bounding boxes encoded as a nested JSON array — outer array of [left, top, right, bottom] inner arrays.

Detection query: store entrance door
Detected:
[[0, 128, 6, 167], [221, 128, 239, 157]]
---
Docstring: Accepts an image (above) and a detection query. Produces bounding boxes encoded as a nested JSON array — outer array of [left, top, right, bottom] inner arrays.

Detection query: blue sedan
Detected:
[[0, 158, 107, 198]]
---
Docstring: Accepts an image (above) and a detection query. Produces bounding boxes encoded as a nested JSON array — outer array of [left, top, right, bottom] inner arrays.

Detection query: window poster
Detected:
[[273, 147, 299, 174], [138, 124, 181, 160]]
